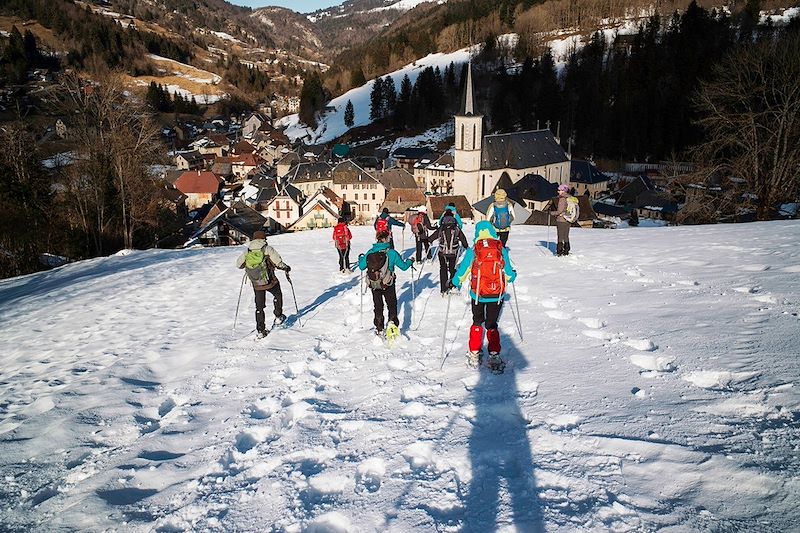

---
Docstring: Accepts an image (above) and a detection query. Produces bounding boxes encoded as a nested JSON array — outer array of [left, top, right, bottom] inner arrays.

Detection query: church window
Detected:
[[460, 124, 465, 149], [472, 124, 476, 150]]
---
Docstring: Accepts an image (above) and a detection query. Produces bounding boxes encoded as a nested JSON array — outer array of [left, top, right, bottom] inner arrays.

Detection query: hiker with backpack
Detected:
[[235, 230, 290, 338], [438, 201, 463, 229], [410, 207, 435, 263], [487, 188, 514, 247], [550, 184, 580, 256], [452, 221, 517, 372], [426, 208, 468, 295], [358, 230, 414, 338], [332, 217, 353, 273], [373, 207, 405, 249]]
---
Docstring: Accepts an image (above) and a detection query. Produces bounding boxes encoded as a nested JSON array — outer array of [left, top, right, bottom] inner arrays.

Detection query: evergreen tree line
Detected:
[[145, 82, 202, 115], [366, 62, 463, 131], [1, 26, 59, 84], [0, 0, 192, 76]]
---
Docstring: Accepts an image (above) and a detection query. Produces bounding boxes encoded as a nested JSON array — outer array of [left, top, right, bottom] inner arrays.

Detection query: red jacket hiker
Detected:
[[332, 219, 353, 273]]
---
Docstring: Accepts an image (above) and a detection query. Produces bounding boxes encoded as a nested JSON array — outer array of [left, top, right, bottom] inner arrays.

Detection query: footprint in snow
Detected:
[[630, 354, 676, 372], [623, 338, 658, 351], [539, 299, 559, 309], [682, 370, 761, 390], [578, 317, 607, 329], [400, 402, 427, 418], [546, 310, 572, 320], [284, 362, 307, 379], [356, 458, 386, 493], [582, 329, 617, 341], [234, 426, 274, 453], [244, 397, 281, 419], [546, 414, 581, 430]]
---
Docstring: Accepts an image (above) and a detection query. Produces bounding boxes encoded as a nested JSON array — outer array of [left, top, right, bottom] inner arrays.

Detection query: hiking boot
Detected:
[[256, 329, 268, 339], [487, 352, 505, 373], [466, 350, 482, 369], [564, 242, 571, 255], [273, 314, 287, 326], [375, 329, 384, 337]]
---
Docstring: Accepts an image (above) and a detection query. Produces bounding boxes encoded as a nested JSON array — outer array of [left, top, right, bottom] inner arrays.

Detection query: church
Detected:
[[453, 63, 571, 207]]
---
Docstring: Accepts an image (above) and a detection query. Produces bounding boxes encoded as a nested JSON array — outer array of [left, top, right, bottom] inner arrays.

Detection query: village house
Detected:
[[254, 181, 304, 231], [287, 161, 334, 196], [173, 170, 223, 210], [380, 188, 427, 218], [416, 153, 455, 194], [392, 147, 438, 172], [293, 187, 343, 231], [242, 112, 270, 139], [453, 63, 570, 205], [175, 150, 205, 170], [276, 151, 301, 178], [331, 160, 384, 223], [188, 200, 268, 246], [569, 160, 611, 199], [427, 195, 474, 222]]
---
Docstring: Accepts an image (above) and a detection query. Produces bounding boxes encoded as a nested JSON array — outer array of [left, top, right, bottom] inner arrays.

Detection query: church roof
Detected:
[[480, 130, 568, 171]]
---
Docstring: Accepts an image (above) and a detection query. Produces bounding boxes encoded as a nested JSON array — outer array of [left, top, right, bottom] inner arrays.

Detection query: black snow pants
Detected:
[[371, 283, 399, 332], [254, 284, 283, 332]]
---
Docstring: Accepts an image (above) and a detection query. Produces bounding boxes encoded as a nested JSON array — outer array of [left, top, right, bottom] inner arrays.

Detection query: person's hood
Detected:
[[440, 213, 456, 226], [370, 242, 391, 252], [474, 220, 498, 241], [247, 238, 267, 250]]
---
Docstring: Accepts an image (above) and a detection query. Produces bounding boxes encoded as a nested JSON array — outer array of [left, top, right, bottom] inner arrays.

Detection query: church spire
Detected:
[[464, 61, 474, 115]]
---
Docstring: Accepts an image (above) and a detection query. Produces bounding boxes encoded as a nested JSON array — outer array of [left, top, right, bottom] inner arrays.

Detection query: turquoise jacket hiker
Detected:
[[358, 242, 413, 273], [438, 210, 463, 229], [452, 221, 516, 303]]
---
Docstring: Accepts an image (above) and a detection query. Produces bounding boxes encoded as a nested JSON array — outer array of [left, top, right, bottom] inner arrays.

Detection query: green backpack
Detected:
[[245, 248, 275, 288]]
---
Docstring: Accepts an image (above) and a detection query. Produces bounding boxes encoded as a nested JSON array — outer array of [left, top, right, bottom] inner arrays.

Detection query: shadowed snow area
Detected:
[[1, 222, 799, 531]]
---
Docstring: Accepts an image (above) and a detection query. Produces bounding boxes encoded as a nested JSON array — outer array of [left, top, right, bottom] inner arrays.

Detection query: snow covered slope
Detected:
[[278, 45, 474, 145], [1, 222, 799, 531]]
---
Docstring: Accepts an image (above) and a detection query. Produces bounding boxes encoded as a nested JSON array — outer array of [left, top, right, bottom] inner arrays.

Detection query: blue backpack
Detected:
[[493, 203, 511, 230]]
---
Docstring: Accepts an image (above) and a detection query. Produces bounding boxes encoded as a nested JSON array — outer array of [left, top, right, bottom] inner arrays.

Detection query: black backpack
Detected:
[[366, 250, 395, 289], [439, 224, 460, 256]]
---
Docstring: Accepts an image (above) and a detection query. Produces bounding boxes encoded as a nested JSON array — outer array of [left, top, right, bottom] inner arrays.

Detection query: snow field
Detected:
[[0, 222, 799, 531]]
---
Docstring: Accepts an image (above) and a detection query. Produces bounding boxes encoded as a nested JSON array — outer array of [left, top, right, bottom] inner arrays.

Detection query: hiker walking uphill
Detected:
[[487, 188, 514, 247], [452, 221, 517, 372], [236, 230, 291, 338], [438, 201, 463, 229], [426, 208, 468, 295], [359, 230, 413, 339], [551, 184, 580, 256], [332, 217, 353, 273], [374, 207, 405, 249], [410, 207, 435, 263]]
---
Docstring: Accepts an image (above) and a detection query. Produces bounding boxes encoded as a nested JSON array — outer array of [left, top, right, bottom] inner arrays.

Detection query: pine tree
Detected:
[[369, 77, 384, 121], [344, 99, 355, 128], [382, 76, 396, 118]]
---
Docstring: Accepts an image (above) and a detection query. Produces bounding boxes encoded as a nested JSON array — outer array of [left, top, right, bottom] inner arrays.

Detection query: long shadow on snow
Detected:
[[284, 276, 360, 328], [396, 271, 436, 331], [537, 240, 555, 255], [462, 334, 545, 532]]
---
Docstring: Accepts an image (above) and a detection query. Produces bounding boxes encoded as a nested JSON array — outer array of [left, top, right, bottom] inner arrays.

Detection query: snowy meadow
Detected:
[[0, 222, 798, 532]]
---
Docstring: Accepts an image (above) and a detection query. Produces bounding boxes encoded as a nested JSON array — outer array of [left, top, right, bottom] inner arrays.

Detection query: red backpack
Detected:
[[333, 224, 349, 250], [375, 217, 389, 235], [410, 213, 424, 235], [470, 238, 506, 300]]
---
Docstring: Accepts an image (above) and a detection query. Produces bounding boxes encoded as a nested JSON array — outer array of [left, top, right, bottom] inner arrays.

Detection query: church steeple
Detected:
[[464, 61, 474, 115]]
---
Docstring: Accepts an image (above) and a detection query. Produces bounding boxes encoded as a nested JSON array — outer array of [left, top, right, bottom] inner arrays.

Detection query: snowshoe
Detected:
[[256, 329, 269, 339], [487, 352, 506, 374], [385, 322, 401, 344], [273, 314, 287, 327], [466, 350, 482, 369], [375, 329, 384, 337]]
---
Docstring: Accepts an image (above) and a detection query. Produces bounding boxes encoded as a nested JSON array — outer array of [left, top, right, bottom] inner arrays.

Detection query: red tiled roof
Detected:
[[175, 171, 223, 194]]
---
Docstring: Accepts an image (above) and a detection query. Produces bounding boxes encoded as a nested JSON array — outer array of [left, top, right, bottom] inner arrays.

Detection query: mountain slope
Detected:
[[1, 222, 799, 531]]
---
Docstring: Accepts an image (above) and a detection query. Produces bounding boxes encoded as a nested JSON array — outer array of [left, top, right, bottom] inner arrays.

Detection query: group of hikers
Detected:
[[237, 186, 580, 371]]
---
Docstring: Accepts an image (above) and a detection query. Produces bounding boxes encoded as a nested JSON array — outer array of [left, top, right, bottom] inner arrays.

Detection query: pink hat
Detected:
[[558, 184, 570, 193]]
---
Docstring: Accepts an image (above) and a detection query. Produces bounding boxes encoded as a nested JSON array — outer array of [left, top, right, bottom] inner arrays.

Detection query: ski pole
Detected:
[[547, 212, 551, 254], [286, 271, 299, 314], [410, 265, 416, 324], [439, 292, 453, 369], [510, 282, 524, 342], [233, 272, 246, 332], [360, 269, 364, 328]]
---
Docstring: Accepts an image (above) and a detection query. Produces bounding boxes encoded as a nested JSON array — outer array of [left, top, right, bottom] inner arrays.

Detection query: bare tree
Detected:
[[55, 73, 166, 251], [693, 32, 800, 220]]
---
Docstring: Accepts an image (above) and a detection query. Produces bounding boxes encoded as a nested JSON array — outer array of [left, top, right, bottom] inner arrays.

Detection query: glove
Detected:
[[508, 270, 517, 284], [284, 265, 291, 272], [359, 253, 364, 258]]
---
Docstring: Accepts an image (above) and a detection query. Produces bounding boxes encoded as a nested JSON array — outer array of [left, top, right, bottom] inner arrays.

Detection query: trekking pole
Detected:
[[438, 292, 453, 370], [233, 272, 246, 332], [360, 270, 364, 328], [285, 272, 299, 315], [410, 266, 416, 324], [547, 212, 551, 254], [510, 282, 524, 342]]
